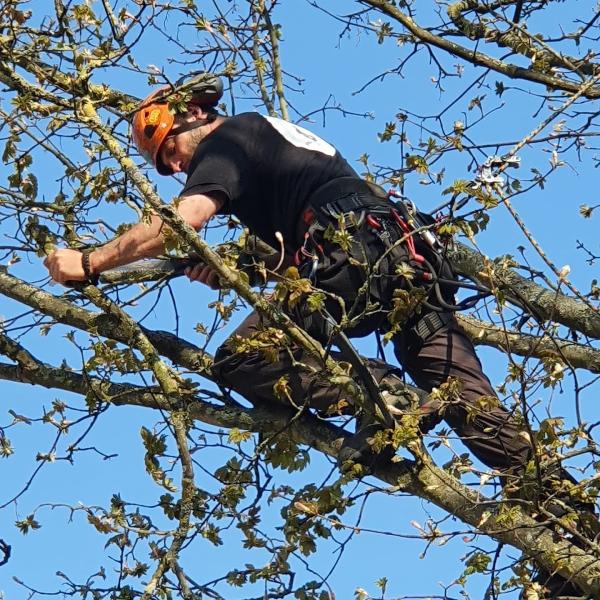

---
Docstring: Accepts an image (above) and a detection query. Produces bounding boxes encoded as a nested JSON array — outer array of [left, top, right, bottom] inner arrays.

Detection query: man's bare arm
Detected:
[[44, 193, 224, 284]]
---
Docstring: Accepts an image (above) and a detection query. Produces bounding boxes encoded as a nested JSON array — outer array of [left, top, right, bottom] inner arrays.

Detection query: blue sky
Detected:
[[1, 1, 599, 599]]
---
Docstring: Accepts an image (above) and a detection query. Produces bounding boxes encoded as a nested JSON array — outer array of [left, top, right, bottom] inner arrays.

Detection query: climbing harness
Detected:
[[295, 153, 523, 331], [289, 160, 530, 364], [296, 178, 485, 314]]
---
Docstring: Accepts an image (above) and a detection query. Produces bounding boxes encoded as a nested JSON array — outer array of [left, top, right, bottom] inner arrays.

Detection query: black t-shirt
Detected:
[[181, 112, 358, 249]]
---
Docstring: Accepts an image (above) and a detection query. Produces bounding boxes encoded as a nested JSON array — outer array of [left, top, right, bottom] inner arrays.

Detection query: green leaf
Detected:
[[377, 121, 396, 142], [228, 428, 252, 444], [306, 292, 325, 313], [16, 515, 41, 534], [0, 434, 13, 458], [405, 154, 429, 174]]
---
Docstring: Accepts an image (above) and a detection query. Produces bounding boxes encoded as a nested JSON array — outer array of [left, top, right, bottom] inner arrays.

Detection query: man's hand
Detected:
[[185, 263, 221, 290], [44, 249, 86, 284]]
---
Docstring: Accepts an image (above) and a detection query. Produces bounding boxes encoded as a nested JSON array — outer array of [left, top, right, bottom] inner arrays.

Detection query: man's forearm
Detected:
[[89, 193, 223, 275], [89, 215, 168, 274], [44, 193, 222, 284]]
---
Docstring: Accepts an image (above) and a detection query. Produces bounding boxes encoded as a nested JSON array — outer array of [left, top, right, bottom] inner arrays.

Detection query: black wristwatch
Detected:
[[81, 248, 99, 285]]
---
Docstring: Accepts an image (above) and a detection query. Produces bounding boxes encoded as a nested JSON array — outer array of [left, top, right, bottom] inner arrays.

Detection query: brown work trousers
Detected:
[[212, 216, 532, 478]]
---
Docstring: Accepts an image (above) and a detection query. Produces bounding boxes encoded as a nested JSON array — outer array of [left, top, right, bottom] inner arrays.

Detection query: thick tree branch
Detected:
[[360, 0, 600, 98], [1, 355, 599, 594], [447, 0, 597, 78], [0, 269, 210, 373], [449, 243, 600, 339], [457, 314, 600, 374]]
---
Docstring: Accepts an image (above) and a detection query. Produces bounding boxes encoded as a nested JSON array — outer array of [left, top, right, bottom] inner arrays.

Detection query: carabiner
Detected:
[[390, 208, 425, 263]]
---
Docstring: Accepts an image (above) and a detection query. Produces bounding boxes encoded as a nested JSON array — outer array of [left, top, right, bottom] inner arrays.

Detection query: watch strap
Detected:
[[81, 248, 99, 285]]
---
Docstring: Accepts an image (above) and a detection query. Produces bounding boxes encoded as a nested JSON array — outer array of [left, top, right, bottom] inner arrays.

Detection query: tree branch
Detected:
[[449, 243, 600, 339], [1, 355, 599, 594], [447, 0, 596, 78], [457, 314, 600, 374], [360, 0, 600, 98], [0, 269, 210, 373], [0, 538, 10, 567]]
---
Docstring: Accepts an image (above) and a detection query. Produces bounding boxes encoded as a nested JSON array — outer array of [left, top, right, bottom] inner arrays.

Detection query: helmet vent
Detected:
[[143, 124, 157, 139]]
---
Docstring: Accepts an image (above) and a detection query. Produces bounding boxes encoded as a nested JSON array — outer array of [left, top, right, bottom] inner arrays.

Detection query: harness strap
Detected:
[[307, 177, 389, 219], [409, 311, 453, 346]]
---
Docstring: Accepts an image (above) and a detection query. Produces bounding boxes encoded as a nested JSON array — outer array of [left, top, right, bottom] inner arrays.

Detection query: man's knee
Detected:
[[211, 342, 235, 387], [211, 311, 263, 387]]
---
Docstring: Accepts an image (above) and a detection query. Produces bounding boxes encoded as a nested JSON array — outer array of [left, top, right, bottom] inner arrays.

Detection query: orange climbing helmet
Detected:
[[131, 73, 223, 175], [131, 91, 174, 175]]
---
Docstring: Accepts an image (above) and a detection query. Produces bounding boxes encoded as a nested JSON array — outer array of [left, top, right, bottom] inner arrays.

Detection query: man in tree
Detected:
[[43, 75, 589, 598]]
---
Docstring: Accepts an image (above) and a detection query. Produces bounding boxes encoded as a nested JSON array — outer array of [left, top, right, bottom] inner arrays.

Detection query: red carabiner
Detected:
[[390, 208, 425, 263], [366, 214, 382, 230]]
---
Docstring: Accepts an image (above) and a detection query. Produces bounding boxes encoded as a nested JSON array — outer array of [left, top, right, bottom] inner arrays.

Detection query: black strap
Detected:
[[308, 177, 389, 216], [166, 114, 216, 138], [410, 311, 453, 346], [81, 248, 99, 285]]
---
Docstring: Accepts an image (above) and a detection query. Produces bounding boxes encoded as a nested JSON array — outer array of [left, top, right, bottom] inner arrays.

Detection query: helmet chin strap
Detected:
[[167, 112, 217, 138], [158, 112, 218, 175]]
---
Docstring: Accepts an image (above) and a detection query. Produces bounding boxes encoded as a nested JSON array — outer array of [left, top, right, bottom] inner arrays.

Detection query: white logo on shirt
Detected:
[[263, 115, 336, 156]]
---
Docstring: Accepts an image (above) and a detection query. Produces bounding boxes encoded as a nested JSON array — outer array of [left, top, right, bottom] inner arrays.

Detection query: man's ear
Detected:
[[188, 104, 209, 120]]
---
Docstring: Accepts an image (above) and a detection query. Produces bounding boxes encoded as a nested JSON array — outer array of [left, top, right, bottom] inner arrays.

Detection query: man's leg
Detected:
[[394, 315, 532, 480], [212, 310, 406, 416], [396, 315, 599, 598]]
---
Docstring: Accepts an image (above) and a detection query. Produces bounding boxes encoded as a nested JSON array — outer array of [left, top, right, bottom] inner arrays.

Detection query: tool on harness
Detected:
[[371, 200, 486, 314], [390, 207, 426, 264], [293, 232, 323, 280], [388, 190, 442, 252], [386, 189, 492, 313], [364, 212, 394, 252], [363, 208, 427, 266], [295, 178, 494, 346]]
